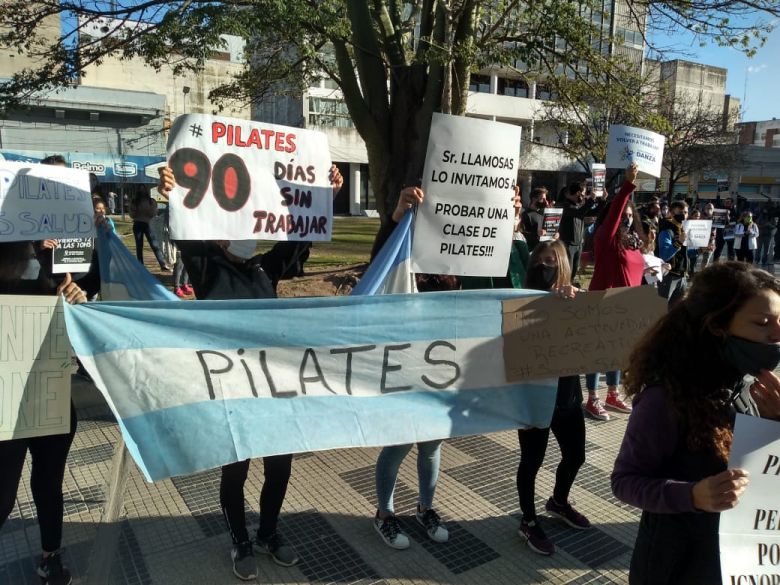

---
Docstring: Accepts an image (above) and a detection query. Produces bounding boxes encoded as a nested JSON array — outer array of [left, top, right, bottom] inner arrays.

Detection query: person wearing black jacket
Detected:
[[521, 187, 550, 251], [0, 242, 87, 585], [158, 164, 342, 581], [557, 181, 603, 283]]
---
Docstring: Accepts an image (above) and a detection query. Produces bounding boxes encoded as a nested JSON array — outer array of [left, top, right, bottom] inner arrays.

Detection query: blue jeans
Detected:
[[586, 371, 621, 392], [375, 441, 441, 514]]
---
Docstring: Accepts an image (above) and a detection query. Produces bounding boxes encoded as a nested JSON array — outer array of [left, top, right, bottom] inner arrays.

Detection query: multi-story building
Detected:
[[0, 11, 249, 199]]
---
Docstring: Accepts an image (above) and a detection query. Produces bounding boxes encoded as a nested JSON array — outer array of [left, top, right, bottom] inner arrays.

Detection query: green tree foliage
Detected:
[[0, 0, 776, 218]]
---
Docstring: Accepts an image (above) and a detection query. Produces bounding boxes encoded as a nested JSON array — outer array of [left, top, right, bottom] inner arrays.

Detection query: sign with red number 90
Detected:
[[166, 114, 333, 242]]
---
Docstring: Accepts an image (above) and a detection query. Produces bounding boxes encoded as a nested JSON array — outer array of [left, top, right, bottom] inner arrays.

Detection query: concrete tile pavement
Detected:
[[0, 376, 638, 585]]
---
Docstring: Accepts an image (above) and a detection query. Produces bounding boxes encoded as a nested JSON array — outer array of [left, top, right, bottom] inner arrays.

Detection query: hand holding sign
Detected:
[[692, 468, 750, 513]]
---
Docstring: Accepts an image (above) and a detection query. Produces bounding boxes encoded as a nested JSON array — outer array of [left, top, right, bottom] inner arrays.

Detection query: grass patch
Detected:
[[114, 215, 380, 267]]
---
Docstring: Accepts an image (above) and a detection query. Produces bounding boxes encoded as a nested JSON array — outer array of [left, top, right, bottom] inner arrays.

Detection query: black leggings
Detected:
[[220, 454, 293, 544], [0, 405, 77, 552], [517, 406, 585, 521]]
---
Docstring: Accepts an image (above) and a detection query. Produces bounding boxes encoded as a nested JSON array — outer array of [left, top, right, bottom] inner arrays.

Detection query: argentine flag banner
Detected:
[[64, 290, 557, 482], [96, 227, 178, 301]]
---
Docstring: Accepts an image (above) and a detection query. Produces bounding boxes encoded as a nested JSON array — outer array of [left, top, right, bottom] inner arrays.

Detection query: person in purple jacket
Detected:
[[612, 261, 780, 584]]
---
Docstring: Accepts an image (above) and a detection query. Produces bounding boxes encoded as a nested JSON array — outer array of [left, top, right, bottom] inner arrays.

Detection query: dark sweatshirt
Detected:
[[177, 240, 310, 300]]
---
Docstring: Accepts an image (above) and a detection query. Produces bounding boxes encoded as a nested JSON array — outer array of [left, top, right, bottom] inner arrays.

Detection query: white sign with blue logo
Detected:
[[606, 125, 666, 178]]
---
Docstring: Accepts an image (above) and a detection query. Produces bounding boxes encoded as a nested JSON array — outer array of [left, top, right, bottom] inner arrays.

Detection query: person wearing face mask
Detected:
[[611, 262, 780, 585], [558, 181, 604, 284], [521, 187, 550, 251], [585, 164, 645, 420], [734, 210, 759, 264], [0, 241, 87, 585], [516, 240, 591, 555], [157, 164, 343, 580], [657, 200, 690, 306]]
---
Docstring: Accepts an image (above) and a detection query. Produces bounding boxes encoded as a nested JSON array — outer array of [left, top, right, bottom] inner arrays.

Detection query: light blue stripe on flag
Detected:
[[96, 227, 177, 301], [351, 211, 413, 296]]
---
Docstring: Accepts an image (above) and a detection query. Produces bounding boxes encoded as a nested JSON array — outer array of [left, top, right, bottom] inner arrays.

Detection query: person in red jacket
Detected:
[[584, 164, 647, 420]]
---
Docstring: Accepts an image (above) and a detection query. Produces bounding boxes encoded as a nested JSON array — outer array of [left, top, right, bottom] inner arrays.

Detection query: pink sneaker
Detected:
[[174, 286, 186, 298], [584, 396, 610, 421], [605, 391, 632, 413], [183, 284, 194, 295]]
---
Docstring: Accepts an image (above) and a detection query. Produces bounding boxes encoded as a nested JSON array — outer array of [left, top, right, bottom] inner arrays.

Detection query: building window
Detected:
[[469, 74, 491, 93], [500, 78, 529, 98], [308, 97, 354, 128]]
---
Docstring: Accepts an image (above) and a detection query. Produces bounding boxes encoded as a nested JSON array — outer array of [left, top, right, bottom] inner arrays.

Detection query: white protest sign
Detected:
[[642, 253, 665, 285], [606, 125, 666, 178], [592, 163, 606, 198], [720, 414, 780, 585], [411, 113, 520, 276], [0, 296, 72, 441], [166, 114, 333, 241], [540, 208, 563, 242], [683, 219, 713, 248], [0, 162, 94, 242]]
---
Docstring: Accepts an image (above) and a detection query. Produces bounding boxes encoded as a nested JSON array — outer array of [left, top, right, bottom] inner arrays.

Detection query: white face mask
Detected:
[[21, 257, 41, 280], [226, 240, 257, 260]]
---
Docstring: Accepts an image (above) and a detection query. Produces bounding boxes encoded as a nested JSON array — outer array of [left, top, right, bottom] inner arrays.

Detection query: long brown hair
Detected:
[[524, 240, 571, 290], [623, 262, 780, 461]]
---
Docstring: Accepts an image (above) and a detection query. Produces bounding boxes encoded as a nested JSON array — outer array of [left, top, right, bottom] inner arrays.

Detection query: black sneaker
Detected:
[[230, 541, 257, 581], [518, 519, 555, 555], [415, 505, 449, 543], [254, 532, 299, 567], [36, 551, 72, 585], [373, 512, 410, 549]]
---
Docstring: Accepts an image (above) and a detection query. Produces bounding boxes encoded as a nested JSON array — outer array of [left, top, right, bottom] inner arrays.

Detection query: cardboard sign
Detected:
[[683, 219, 713, 248], [712, 209, 729, 229], [166, 114, 333, 241], [0, 161, 94, 242], [52, 238, 94, 273], [0, 296, 72, 441], [723, 225, 736, 240], [606, 125, 666, 178], [540, 208, 563, 242], [720, 415, 780, 585], [591, 163, 606, 198], [502, 286, 666, 382], [410, 113, 521, 277]]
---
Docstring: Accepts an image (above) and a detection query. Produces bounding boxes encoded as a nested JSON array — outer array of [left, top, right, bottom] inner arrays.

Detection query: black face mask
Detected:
[[721, 335, 780, 377], [530, 264, 558, 290], [536, 201, 547, 210], [673, 213, 686, 223]]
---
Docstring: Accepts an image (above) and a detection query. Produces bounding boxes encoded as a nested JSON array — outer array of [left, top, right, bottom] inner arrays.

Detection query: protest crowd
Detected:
[[1, 122, 780, 585]]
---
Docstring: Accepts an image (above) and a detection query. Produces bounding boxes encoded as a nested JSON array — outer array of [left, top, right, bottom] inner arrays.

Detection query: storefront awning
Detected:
[[0, 149, 165, 184]]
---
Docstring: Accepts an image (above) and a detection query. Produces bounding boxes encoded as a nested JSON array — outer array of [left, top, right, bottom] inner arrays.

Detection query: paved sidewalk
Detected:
[[1, 377, 638, 585]]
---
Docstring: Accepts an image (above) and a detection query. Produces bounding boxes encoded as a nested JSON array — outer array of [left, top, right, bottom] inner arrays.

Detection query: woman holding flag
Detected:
[[0, 242, 87, 585]]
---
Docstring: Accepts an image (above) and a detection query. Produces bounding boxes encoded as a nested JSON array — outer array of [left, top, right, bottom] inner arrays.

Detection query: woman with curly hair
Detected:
[[611, 262, 780, 584]]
